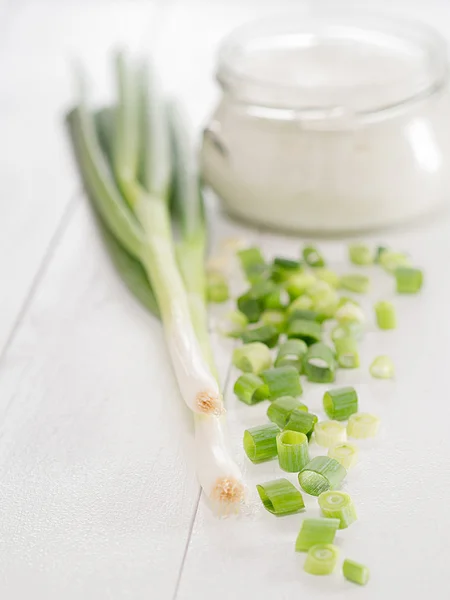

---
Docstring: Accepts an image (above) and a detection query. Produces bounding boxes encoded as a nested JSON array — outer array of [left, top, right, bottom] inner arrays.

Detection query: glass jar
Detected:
[[201, 12, 450, 233]]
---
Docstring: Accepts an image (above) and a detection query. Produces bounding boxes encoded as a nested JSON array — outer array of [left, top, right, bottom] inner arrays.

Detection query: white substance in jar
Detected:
[[201, 15, 450, 232]]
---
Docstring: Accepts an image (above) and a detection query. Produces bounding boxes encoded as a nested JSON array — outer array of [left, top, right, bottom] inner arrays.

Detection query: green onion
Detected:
[[349, 243, 373, 265], [395, 266, 423, 294], [303, 245, 326, 268], [313, 295, 339, 321], [285, 273, 317, 300], [284, 409, 318, 440], [287, 319, 322, 345], [272, 257, 303, 282], [340, 274, 370, 294], [243, 424, 280, 463], [334, 337, 360, 368], [277, 430, 310, 472], [286, 294, 314, 312], [275, 339, 308, 372], [220, 310, 248, 338], [241, 324, 279, 348], [328, 442, 359, 469], [343, 559, 370, 585], [267, 396, 308, 429], [206, 271, 229, 303], [298, 456, 347, 496], [370, 355, 395, 379], [256, 478, 305, 516], [318, 490, 357, 528], [287, 309, 320, 323], [261, 366, 303, 399], [347, 413, 380, 438], [314, 421, 347, 448], [374, 245, 388, 263], [331, 321, 364, 342], [374, 300, 396, 329], [233, 374, 268, 405], [237, 247, 266, 281], [232, 343, 272, 374], [304, 544, 339, 576], [261, 309, 286, 332], [303, 343, 335, 383], [335, 302, 365, 324], [323, 387, 358, 420], [315, 268, 340, 288], [264, 289, 288, 310], [237, 292, 263, 323], [295, 518, 340, 551], [379, 250, 411, 273]]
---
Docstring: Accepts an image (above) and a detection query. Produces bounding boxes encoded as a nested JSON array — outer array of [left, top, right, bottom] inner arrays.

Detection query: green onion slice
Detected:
[[232, 342, 272, 374], [374, 301, 397, 330], [323, 387, 358, 421], [286, 294, 314, 312], [328, 442, 359, 469], [379, 250, 411, 273], [314, 421, 347, 448], [277, 430, 310, 472], [340, 274, 370, 294], [243, 424, 280, 463], [261, 309, 286, 332], [334, 337, 360, 369], [275, 339, 308, 373], [318, 490, 357, 529], [256, 478, 305, 516], [315, 268, 340, 288], [331, 321, 364, 342], [241, 324, 279, 348], [206, 272, 229, 303], [298, 456, 347, 496], [395, 267, 423, 294], [287, 309, 320, 323], [304, 544, 339, 576], [285, 273, 317, 300], [272, 257, 303, 282], [237, 292, 262, 323], [220, 310, 248, 338], [343, 559, 370, 585], [347, 413, 380, 439], [284, 409, 318, 440], [303, 245, 326, 268], [233, 374, 268, 405], [267, 396, 308, 429], [303, 343, 335, 383], [295, 518, 340, 552], [261, 366, 303, 400], [349, 243, 373, 266], [370, 355, 395, 379], [263, 288, 289, 310], [287, 319, 322, 345], [335, 302, 366, 324], [237, 247, 265, 280]]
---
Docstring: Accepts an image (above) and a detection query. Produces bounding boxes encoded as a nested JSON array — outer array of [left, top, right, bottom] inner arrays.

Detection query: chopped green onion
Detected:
[[295, 518, 340, 552], [298, 456, 347, 496], [285, 273, 317, 300], [206, 272, 229, 303], [261, 366, 303, 399], [379, 250, 411, 273], [395, 267, 423, 294], [328, 442, 359, 469], [233, 374, 268, 405], [264, 288, 288, 310], [237, 292, 262, 323], [335, 302, 365, 324], [374, 245, 388, 263], [303, 343, 335, 383], [303, 245, 326, 268], [220, 310, 248, 338], [318, 490, 357, 529], [256, 478, 305, 516], [272, 257, 303, 282], [261, 309, 286, 332], [349, 243, 373, 266], [237, 247, 265, 280], [286, 294, 314, 313], [277, 430, 310, 472], [334, 337, 360, 369], [287, 319, 322, 345], [275, 339, 308, 372], [243, 424, 280, 463], [340, 274, 370, 294], [241, 324, 279, 348], [343, 559, 370, 585], [287, 308, 320, 323], [375, 300, 396, 330], [313, 295, 339, 321], [315, 268, 340, 288], [267, 396, 308, 429], [331, 321, 364, 342], [347, 413, 380, 439], [323, 387, 358, 421], [284, 409, 318, 440], [314, 421, 347, 448], [304, 544, 339, 575], [370, 355, 395, 379], [232, 342, 272, 374]]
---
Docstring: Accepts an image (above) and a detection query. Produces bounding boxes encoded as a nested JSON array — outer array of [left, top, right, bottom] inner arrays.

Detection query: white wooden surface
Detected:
[[1, 1, 450, 599]]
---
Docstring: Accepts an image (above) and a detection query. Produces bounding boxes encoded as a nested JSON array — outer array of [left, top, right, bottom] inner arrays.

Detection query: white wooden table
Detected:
[[1, 1, 450, 598]]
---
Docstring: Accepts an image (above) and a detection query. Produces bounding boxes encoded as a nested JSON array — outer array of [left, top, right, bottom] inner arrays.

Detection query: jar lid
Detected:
[[217, 12, 448, 121]]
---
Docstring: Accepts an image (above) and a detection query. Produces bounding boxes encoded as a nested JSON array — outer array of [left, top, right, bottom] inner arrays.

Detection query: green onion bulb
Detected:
[[314, 421, 347, 448], [295, 518, 340, 552], [256, 478, 305, 516], [328, 442, 359, 469], [347, 413, 380, 439], [318, 490, 357, 529], [323, 387, 358, 421], [277, 430, 310, 472], [343, 559, 370, 585], [298, 456, 347, 496], [304, 544, 339, 576], [370, 355, 395, 379], [243, 424, 280, 463]]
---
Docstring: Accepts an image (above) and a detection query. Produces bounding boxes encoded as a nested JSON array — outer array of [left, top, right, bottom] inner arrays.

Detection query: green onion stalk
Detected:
[[67, 53, 245, 512]]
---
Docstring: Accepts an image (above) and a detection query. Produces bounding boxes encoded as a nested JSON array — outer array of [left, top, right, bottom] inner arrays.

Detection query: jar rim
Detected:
[[216, 10, 449, 124]]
